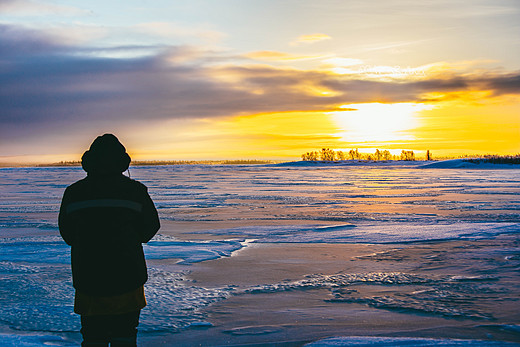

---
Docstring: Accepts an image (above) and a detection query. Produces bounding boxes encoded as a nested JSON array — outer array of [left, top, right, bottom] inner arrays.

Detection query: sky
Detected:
[[1, 0, 519, 164]]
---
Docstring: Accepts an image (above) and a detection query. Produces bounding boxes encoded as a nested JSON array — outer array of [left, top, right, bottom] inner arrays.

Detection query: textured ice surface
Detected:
[[0, 236, 70, 263], [0, 232, 245, 333], [2, 164, 520, 228], [420, 159, 520, 170], [0, 333, 76, 346], [0, 262, 77, 332], [144, 237, 244, 264], [1, 164, 519, 338], [240, 271, 509, 320], [189, 222, 520, 244], [0, 260, 236, 333], [141, 268, 235, 332], [0, 235, 244, 265], [243, 272, 434, 294], [305, 336, 520, 346], [223, 325, 283, 335]]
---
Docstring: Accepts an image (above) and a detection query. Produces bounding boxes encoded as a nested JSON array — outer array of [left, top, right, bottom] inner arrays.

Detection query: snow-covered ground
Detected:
[[1, 162, 519, 345], [420, 159, 520, 169]]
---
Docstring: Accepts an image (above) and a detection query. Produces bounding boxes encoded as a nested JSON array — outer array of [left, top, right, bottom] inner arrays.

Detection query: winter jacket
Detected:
[[59, 173, 160, 296]]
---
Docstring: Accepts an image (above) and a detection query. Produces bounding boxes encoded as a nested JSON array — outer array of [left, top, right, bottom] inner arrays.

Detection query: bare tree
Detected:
[[321, 148, 336, 161], [400, 150, 415, 161], [302, 151, 319, 161], [374, 149, 382, 161]]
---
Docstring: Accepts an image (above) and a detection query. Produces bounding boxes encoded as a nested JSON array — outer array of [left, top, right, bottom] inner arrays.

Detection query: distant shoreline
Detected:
[[0, 159, 279, 168], [279, 158, 520, 169], [1, 157, 519, 169]]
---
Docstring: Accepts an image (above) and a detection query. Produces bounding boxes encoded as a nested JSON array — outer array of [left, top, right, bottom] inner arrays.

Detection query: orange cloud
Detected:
[[244, 50, 320, 62], [291, 33, 331, 45]]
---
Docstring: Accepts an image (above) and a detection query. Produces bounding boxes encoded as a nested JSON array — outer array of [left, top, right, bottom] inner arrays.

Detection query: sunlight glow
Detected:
[[329, 65, 427, 80], [331, 103, 434, 143], [291, 33, 331, 45]]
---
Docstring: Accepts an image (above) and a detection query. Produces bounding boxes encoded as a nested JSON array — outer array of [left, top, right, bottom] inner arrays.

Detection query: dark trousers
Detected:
[[80, 311, 140, 347]]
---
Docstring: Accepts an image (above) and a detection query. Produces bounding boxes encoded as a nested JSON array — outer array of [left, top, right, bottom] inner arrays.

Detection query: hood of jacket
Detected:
[[81, 134, 131, 175]]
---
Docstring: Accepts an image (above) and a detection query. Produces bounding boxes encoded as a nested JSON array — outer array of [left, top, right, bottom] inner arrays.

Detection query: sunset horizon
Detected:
[[1, 0, 519, 165]]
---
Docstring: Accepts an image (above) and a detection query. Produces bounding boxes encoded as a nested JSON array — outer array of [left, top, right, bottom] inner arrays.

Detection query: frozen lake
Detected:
[[1, 162, 519, 345]]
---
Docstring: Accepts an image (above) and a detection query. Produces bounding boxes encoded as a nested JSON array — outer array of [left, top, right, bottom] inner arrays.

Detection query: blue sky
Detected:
[[3, 0, 519, 66]]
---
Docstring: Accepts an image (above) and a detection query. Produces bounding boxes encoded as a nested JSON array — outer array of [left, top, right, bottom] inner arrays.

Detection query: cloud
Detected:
[[0, 0, 88, 16], [1, 23, 519, 153], [322, 57, 364, 67], [290, 33, 331, 46], [29, 23, 108, 46], [136, 22, 225, 45], [483, 72, 520, 96], [244, 50, 320, 62]]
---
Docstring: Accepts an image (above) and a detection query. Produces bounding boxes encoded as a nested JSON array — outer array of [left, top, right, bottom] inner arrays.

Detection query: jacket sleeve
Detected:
[[138, 186, 160, 243], [58, 187, 74, 246]]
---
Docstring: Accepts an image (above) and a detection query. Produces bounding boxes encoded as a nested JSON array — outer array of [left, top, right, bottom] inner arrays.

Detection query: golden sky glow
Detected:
[[0, 0, 519, 164], [331, 103, 428, 143]]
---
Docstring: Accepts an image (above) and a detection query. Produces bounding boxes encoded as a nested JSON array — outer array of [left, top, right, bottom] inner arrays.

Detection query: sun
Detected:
[[331, 102, 432, 143]]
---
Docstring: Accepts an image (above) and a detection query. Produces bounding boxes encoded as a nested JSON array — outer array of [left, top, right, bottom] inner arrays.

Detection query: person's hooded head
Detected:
[[81, 134, 131, 175]]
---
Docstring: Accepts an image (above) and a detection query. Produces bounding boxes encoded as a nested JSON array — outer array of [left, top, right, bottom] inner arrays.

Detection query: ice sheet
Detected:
[[241, 271, 509, 320], [420, 159, 520, 169], [0, 234, 244, 332], [1, 164, 519, 341], [0, 333, 75, 347], [305, 336, 520, 346], [0, 235, 244, 265], [144, 238, 245, 264], [188, 222, 520, 244]]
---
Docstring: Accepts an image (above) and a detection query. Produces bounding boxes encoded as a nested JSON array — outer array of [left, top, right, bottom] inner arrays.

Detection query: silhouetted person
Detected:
[[59, 134, 160, 346]]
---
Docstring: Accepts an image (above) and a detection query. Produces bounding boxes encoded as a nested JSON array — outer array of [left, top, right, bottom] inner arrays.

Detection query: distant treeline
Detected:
[[221, 160, 274, 165], [301, 148, 422, 162], [37, 161, 81, 167], [464, 155, 520, 164], [132, 160, 273, 165], [38, 159, 274, 167], [32, 154, 520, 167]]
